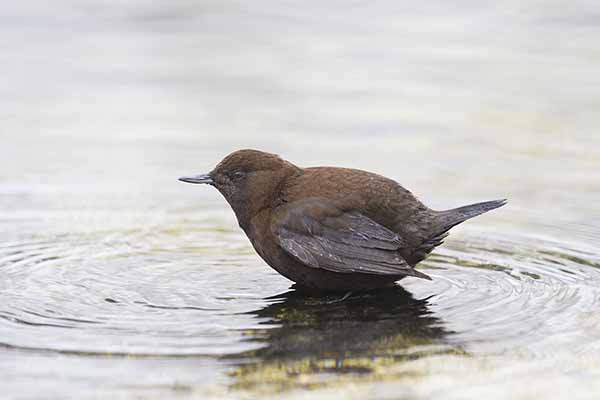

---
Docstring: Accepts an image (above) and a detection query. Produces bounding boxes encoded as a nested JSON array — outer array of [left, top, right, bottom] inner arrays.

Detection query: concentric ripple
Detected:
[[2, 220, 599, 366], [0, 221, 291, 356], [404, 229, 600, 356]]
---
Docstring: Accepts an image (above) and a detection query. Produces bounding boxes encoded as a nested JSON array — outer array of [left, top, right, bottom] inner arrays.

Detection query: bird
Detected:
[[179, 149, 506, 291]]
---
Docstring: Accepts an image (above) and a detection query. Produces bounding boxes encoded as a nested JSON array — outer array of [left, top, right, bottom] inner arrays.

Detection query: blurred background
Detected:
[[1, 1, 600, 399]]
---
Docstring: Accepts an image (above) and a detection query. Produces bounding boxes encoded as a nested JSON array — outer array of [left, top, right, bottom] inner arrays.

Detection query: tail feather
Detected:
[[407, 199, 507, 266], [436, 199, 507, 232]]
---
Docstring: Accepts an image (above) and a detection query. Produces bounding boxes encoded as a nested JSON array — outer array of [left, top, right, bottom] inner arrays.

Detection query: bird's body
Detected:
[[244, 167, 432, 290], [180, 150, 506, 291]]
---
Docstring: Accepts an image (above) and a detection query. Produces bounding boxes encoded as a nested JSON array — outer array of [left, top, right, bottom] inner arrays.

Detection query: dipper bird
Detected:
[[179, 149, 506, 291]]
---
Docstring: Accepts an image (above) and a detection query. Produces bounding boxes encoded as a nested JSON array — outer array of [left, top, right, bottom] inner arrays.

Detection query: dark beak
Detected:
[[178, 173, 214, 185]]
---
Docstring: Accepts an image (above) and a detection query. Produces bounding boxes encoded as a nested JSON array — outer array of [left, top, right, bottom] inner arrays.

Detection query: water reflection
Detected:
[[230, 285, 458, 392]]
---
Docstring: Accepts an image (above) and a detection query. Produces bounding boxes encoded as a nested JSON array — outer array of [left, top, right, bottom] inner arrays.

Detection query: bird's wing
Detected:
[[272, 198, 431, 279]]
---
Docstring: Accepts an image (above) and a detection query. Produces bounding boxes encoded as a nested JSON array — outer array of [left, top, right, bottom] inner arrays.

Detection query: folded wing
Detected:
[[272, 198, 430, 279]]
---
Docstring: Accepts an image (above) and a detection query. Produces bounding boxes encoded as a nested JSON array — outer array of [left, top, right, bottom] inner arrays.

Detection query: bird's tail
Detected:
[[435, 199, 507, 232]]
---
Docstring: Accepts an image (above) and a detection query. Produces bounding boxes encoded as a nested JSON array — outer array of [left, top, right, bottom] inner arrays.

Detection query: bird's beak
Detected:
[[178, 173, 214, 185]]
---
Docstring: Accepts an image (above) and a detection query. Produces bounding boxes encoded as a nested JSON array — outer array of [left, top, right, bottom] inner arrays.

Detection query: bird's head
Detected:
[[179, 149, 299, 228]]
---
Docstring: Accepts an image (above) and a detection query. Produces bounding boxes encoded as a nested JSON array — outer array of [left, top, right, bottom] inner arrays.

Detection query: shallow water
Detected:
[[2, 1, 600, 399]]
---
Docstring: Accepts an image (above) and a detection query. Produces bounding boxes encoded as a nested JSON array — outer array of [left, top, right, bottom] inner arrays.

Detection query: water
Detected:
[[2, 1, 600, 399]]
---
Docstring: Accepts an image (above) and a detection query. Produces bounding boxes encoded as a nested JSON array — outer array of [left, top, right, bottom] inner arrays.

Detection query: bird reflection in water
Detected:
[[229, 285, 462, 392]]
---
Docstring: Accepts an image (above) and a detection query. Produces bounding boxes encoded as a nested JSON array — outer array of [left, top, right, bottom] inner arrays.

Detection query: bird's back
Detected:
[[280, 167, 437, 251]]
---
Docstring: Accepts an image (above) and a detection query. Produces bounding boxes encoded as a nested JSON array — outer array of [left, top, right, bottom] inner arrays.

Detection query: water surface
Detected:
[[2, 1, 600, 399]]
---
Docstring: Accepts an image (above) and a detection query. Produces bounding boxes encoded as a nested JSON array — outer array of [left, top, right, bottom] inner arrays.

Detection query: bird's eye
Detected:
[[232, 171, 245, 179]]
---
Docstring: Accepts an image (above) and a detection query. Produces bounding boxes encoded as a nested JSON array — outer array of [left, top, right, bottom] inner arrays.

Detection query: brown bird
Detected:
[[179, 149, 506, 291]]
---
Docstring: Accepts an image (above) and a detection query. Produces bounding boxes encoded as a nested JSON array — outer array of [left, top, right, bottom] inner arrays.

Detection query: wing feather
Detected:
[[273, 198, 431, 279]]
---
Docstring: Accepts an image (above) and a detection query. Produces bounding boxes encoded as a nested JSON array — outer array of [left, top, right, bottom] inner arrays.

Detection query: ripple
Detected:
[[0, 223, 289, 356], [2, 218, 600, 396], [404, 230, 600, 356]]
